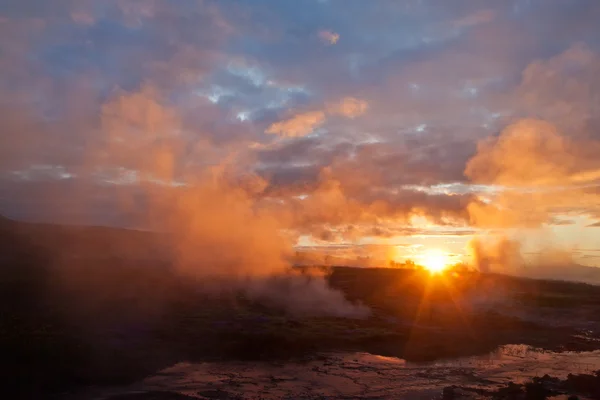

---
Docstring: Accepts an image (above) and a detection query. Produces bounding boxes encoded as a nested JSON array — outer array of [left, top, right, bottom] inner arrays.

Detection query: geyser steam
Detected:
[[465, 119, 600, 283], [95, 85, 370, 318]]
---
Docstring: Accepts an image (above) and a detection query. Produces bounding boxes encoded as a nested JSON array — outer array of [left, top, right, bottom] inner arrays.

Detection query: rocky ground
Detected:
[[72, 348, 600, 399]]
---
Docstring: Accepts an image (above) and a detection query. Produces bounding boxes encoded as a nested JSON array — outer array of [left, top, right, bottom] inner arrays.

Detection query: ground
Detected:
[[1, 217, 600, 399]]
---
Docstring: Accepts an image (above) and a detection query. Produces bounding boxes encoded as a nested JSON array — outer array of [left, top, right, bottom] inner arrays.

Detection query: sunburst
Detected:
[[421, 249, 450, 274]]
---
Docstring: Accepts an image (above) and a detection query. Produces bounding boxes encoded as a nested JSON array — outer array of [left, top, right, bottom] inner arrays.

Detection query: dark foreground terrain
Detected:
[[1, 216, 600, 399]]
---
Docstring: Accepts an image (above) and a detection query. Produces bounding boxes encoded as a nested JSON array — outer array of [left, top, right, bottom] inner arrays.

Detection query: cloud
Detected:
[[3, 0, 600, 270], [265, 96, 368, 137], [465, 119, 594, 187], [265, 110, 326, 137], [453, 9, 495, 29], [517, 43, 600, 138], [318, 29, 339, 45], [464, 118, 600, 228], [327, 97, 368, 118], [70, 10, 95, 25], [275, 165, 474, 240]]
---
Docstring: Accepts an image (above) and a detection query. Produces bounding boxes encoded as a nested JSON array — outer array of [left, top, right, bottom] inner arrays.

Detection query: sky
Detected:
[[1, 0, 600, 269]]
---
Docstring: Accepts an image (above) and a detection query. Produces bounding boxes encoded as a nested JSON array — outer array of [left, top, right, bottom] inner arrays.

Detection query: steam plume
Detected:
[[468, 236, 523, 274], [94, 85, 370, 318], [465, 119, 600, 283]]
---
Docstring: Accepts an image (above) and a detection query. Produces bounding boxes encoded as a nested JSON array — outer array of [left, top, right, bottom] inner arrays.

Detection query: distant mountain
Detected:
[[0, 214, 168, 263]]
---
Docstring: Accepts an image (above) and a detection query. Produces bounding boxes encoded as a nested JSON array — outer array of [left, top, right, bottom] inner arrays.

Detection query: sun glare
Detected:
[[421, 249, 450, 274]]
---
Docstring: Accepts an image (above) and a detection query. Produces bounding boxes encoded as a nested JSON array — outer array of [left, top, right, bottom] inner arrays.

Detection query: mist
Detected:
[[66, 85, 370, 319], [146, 175, 369, 318], [468, 236, 523, 275], [465, 119, 600, 284]]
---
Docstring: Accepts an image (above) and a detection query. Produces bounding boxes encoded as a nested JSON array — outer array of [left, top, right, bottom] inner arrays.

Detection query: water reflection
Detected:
[[84, 345, 600, 399], [424, 344, 600, 378]]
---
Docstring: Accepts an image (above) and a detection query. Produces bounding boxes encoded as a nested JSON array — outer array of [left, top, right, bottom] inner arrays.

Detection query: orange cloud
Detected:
[[265, 111, 326, 137], [466, 119, 571, 187], [465, 118, 600, 228], [266, 97, 368, 137], [466, 119, 600, 187], [327, 97, 368, 118], [518, 43, 600, 137]]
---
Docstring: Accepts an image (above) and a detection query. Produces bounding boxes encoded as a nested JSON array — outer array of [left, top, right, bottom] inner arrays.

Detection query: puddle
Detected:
[[77, 345, 600, 399]]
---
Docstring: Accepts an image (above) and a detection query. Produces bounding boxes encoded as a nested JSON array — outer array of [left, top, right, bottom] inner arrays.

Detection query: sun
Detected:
[[421, 249, 450, 274]]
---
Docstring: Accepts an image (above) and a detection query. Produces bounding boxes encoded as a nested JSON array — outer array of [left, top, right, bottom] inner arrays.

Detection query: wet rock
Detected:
[[78, 354, 600, 400], [524, 382, 550, 400], [443, 385, 494, 399], [495, 382, 525, 399], [107, 391, 198, 399], [268, 374, 297, 383], [487, 372, 600, 400], [524, 374, 562, 399], [563, 371, 600, 398], [197, 389, 239, 399], [442, 386, 456, 399]]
